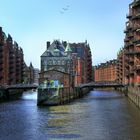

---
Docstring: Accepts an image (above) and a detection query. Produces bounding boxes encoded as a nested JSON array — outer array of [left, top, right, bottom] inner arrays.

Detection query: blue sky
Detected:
[[0, 0, 132, 68]]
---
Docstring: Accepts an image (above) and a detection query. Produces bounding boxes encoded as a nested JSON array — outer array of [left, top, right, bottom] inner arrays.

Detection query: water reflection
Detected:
[[1, 90, 140, 140], [21, 90, 37, 100]]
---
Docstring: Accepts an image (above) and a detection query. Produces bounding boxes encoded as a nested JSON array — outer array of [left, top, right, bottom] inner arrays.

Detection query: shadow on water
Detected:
[[86, 90, 124, 99]]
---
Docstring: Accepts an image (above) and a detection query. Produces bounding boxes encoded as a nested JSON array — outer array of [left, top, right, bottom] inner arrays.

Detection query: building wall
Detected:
[[124, 1, 140, 86], [25, 63, 34, 84], [70, 41, 92, 84], [39, 70, 70, 87], [0, 27, 25, 85], [116, 49, 126, 84], [40, 40, 93, 86], [41, 40, 73, 74], [33, 68, 39, 84], [94, 60, 117, 83]]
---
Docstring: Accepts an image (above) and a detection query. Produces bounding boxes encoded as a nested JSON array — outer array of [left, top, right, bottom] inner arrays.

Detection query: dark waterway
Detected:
[[0, 90, 140, 140]]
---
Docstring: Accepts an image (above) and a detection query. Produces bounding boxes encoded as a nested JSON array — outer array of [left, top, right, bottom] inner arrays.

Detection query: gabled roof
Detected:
[[41, 50, 53, 57], [2, 32, 7, 41], [65, 43, 72, 52], [41, 40, 66, 57], [48, 40, 65, 52]]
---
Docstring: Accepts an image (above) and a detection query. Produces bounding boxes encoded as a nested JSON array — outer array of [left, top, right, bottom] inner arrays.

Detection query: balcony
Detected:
[[125, 50, 137, 55], [132, 13, 140, 20], [126, 13, 132, 19], [136, 28, 140, 32], [136, 65, 140, 71], [124, 29, 129, 33], [126, 26, 132, 31], [9, 65, 14, 69], [135, 48, 140, 54], [9, 58, 15, 63], [135, 39, 140, 46], [128, 41, 134, 47], [9, 50, 14, 54], [124, 38, 129, 42], [133, 25, 140, 31], [127, 33, 134, 38], [125, 65, 129, 69], [130, 70, 135, 74], [132, 1, 140, 8], [125, 56, 129, 61], [9, 56, 15, 60], [128, 58, 134, 63], [125, 71, 129, 76]]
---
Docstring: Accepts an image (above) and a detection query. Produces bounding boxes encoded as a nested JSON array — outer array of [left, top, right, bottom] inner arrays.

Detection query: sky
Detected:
[[0, 0, 132, 68]]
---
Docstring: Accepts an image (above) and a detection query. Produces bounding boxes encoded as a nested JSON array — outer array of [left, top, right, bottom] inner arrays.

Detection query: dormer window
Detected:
[[54, 49, 60, 56], [46, 50, 51, 56], [47, 52, 50, 56]]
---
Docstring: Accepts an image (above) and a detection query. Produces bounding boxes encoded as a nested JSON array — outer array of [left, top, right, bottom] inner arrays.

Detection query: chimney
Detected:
[[63, 41, 67, 48], [0, 27, 2, 35], [46, 41, 50, 50]]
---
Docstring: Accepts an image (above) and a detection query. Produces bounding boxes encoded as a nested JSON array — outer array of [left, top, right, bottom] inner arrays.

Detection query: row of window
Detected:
[[43, 60, 72, 65], [46, 51, 69, 57]]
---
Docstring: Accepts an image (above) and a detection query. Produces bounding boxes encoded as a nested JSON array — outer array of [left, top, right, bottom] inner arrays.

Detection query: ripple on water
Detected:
[[48, 133, 81, 139]]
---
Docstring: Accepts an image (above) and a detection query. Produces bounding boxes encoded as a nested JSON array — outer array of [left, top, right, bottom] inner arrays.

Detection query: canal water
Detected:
[[0, 90, 140, 140]]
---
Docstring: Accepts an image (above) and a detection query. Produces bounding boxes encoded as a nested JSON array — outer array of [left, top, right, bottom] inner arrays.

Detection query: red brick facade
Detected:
[[94, 60, 117, 83], [116, 49, 125, 84], [40, 40, 92, 87], [0, 27, 25, 85], [96, 0, 140, 86], [70, 41, 92, 85], [124, 0, 140, 86]]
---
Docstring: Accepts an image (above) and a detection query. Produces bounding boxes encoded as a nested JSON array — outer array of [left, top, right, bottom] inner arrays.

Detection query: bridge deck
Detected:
[[5, 84, 38, 90], [79, 82, 126, 88], [1, 83, 126, 90]]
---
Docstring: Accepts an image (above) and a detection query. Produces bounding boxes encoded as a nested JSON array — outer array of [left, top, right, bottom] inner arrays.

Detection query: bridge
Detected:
[[5, 84, 38, 90], [0, 82, 127, 102], [79, 82, 126, 89], [3, 82, 126, 90]]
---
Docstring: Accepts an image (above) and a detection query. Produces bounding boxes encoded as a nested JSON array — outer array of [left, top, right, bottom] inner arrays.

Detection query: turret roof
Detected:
[[65, 43, 72, 52]]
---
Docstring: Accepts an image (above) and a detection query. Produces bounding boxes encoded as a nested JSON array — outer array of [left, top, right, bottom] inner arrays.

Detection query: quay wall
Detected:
[[37, 86, 91, 106], [59, 86, 90, 105], [0, 88, 7, 101], [37, 85, 140, 107], [127, 87, 140, 109], [0, 88, 24, 102]]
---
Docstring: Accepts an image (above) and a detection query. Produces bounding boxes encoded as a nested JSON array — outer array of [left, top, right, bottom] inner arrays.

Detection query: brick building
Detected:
[[24, 63, 39, 84], [94, 60, 117, 83], [69, 41, 92, 84], [116, 48, 125, 84], [33, 68, 39, 85], [40, 40, 92, 86], [0, 27, 25, 85], [40, 40, 74, 86], [124, 0, 140, 86]]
